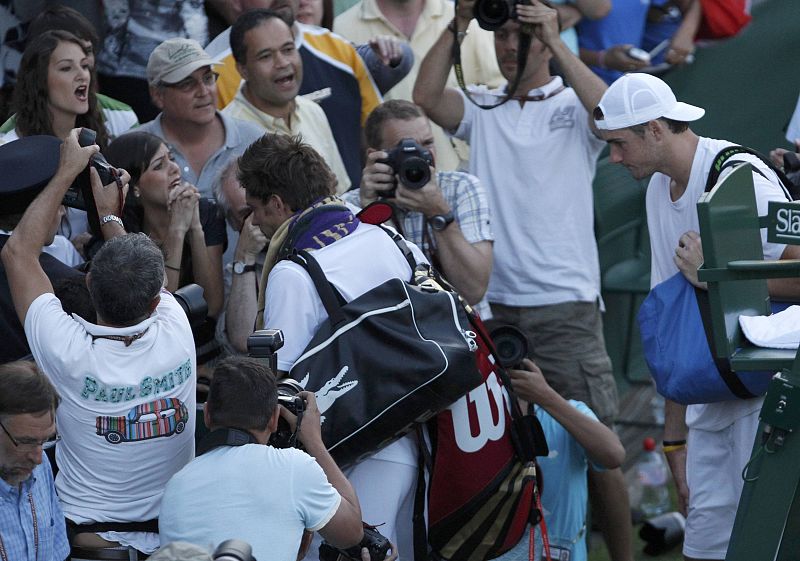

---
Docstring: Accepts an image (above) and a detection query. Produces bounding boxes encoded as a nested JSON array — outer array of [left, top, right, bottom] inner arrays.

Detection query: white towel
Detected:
[[739, 305, 800, 349]]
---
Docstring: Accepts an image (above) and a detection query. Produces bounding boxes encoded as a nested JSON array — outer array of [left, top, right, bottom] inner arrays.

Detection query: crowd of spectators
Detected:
[[0, 1, 791, 561]]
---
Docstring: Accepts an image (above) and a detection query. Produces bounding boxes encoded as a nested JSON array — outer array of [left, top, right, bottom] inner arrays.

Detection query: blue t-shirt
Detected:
[[536, 401, 601, 561], [577, 0, 651, 84], [642, 0, 683, 64], [494, 401, 600, 561], [160, 444, 341, 561]]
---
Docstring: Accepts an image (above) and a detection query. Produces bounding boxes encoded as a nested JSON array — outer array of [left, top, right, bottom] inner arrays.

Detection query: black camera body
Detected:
[[63, 128, 118, 234], [378, 138, 433, 196], [173, 283, 208, 327], [319, 525, 392, 561], [484, 320, 529, 369], [246, 329, 307, 448], [474, 0, 522, 30], [270, 378, 306, 449]]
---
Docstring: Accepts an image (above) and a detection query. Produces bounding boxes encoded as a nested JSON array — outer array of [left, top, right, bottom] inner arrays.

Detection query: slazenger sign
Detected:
[[768, 201, 800, 244]]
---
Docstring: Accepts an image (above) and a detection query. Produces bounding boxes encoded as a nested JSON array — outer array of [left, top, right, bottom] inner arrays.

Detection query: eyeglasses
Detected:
[[162, 71, 219, 93], [0, 420, 60, 450]]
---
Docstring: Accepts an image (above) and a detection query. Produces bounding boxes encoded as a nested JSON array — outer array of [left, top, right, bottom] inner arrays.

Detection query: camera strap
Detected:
[[196, 427, 259, 456], [451, 6, 532, 110], [287, 405, 304, 448]]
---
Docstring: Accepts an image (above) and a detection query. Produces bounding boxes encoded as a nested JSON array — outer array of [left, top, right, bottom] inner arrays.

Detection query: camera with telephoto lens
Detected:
[[213, 539, 256, 561], [247, 329, 306, 448], [484, 320, 529, 369], [319, 525, 392, 561], [62, 128, 119, 231], [173, 283, 208, 328], [377, 138, 433, 196], [473, 0, 524, 31]]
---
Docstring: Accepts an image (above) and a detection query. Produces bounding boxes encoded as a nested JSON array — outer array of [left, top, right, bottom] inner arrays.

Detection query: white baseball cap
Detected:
[[594, 73, 705, 131], [147, 38, 217, 86]]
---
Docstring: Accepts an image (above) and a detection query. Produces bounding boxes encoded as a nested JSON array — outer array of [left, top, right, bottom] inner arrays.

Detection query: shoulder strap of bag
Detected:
[[287, 250, 347, 327], [377, 224, 420, 275], [693, 286, 757, 400], [705, 145, 799, 200], [285, 226, 422, 328], [697, 146, 788, 399]]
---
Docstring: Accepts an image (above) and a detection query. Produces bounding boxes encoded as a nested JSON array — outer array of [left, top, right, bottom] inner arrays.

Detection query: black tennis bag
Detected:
[[285, 228, 483, 468]]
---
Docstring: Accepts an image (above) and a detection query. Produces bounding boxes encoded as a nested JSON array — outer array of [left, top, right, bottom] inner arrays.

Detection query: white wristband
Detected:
[[100, 214, 124, 228]]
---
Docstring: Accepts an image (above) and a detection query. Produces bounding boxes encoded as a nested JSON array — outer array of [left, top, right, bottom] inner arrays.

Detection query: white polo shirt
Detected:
[[453, 77, 605, 307]]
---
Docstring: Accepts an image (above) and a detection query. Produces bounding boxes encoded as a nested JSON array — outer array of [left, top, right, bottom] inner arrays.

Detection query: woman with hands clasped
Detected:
[[106, 131, 225, 360]]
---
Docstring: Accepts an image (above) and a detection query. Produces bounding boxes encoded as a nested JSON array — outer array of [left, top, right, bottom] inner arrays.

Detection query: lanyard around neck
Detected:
[[0, 491, 38, 561]]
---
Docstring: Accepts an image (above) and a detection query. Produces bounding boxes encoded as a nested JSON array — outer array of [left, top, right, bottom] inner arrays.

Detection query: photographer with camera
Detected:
[[2, 128, 197, 557], [0, 136, 85, 363], [413, 2, 634, 559], [158, 356, 365, 561], [343, 99, 493, 308]]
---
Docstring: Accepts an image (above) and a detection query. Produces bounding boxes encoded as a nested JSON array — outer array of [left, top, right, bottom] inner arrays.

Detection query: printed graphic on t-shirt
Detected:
[[549, 106, 576, 131], [80, 358, 193, 403], [96, 397, 189, 444], [77, 358, 194, 443]]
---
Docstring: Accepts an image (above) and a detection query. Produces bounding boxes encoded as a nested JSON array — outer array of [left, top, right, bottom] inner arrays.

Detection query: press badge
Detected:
[[547, 545, 570, 561]]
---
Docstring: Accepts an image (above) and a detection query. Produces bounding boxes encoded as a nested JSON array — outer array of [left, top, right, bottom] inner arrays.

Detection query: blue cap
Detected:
[[0, 135, 62, 215]]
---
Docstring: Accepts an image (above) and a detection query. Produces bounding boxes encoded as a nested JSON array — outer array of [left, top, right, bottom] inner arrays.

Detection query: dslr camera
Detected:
[[483, 320, 529, 369], [473, 0, 523, 31], [247, 329, 306, 449], [377, 138, 434, 196], [270, 378, 306, 448], [319, 525, 392, 561], [62, 128, 119, 233], [173, 283, 208, 328]]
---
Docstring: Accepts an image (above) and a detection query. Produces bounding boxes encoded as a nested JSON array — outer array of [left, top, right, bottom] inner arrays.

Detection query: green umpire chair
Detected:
[[593, 156, 651, 386], [694, 163, 800, 560]]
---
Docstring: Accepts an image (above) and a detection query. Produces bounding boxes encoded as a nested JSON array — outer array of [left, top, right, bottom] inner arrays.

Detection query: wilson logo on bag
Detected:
[[420, 318, 540, 561]]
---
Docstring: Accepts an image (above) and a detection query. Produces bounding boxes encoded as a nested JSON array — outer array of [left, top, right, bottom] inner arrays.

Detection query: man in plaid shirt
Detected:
[[345, 99, 493, 310]]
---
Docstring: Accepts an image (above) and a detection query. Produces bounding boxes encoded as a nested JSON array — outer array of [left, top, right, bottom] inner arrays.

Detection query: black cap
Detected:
[[0, 135, 62, 215]]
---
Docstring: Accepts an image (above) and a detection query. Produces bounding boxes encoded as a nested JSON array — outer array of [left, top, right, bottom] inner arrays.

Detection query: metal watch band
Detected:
[[100, 214, 124, 227]]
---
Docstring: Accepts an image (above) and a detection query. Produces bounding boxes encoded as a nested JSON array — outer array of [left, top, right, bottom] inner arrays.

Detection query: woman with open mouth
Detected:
[[2, 29, 132, 248], [5, 29, 108, 149]]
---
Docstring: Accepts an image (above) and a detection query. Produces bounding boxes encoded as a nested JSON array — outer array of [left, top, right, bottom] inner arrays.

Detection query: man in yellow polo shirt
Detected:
[[222, 10, 350, 193], [207, 0, 384, 190]]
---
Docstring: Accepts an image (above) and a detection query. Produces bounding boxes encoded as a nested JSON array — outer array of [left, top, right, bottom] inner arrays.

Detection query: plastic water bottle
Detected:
[[636, 437, 671, 518]]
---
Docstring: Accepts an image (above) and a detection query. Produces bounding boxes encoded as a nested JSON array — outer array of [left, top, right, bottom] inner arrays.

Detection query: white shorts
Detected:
[[683, 408, 760, 559], [303, 435, 417, 561]]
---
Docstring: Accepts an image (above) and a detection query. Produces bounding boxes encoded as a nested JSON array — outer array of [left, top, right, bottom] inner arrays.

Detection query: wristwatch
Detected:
[[430, 211, 455, 232], [232, 261, 256, 275]]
